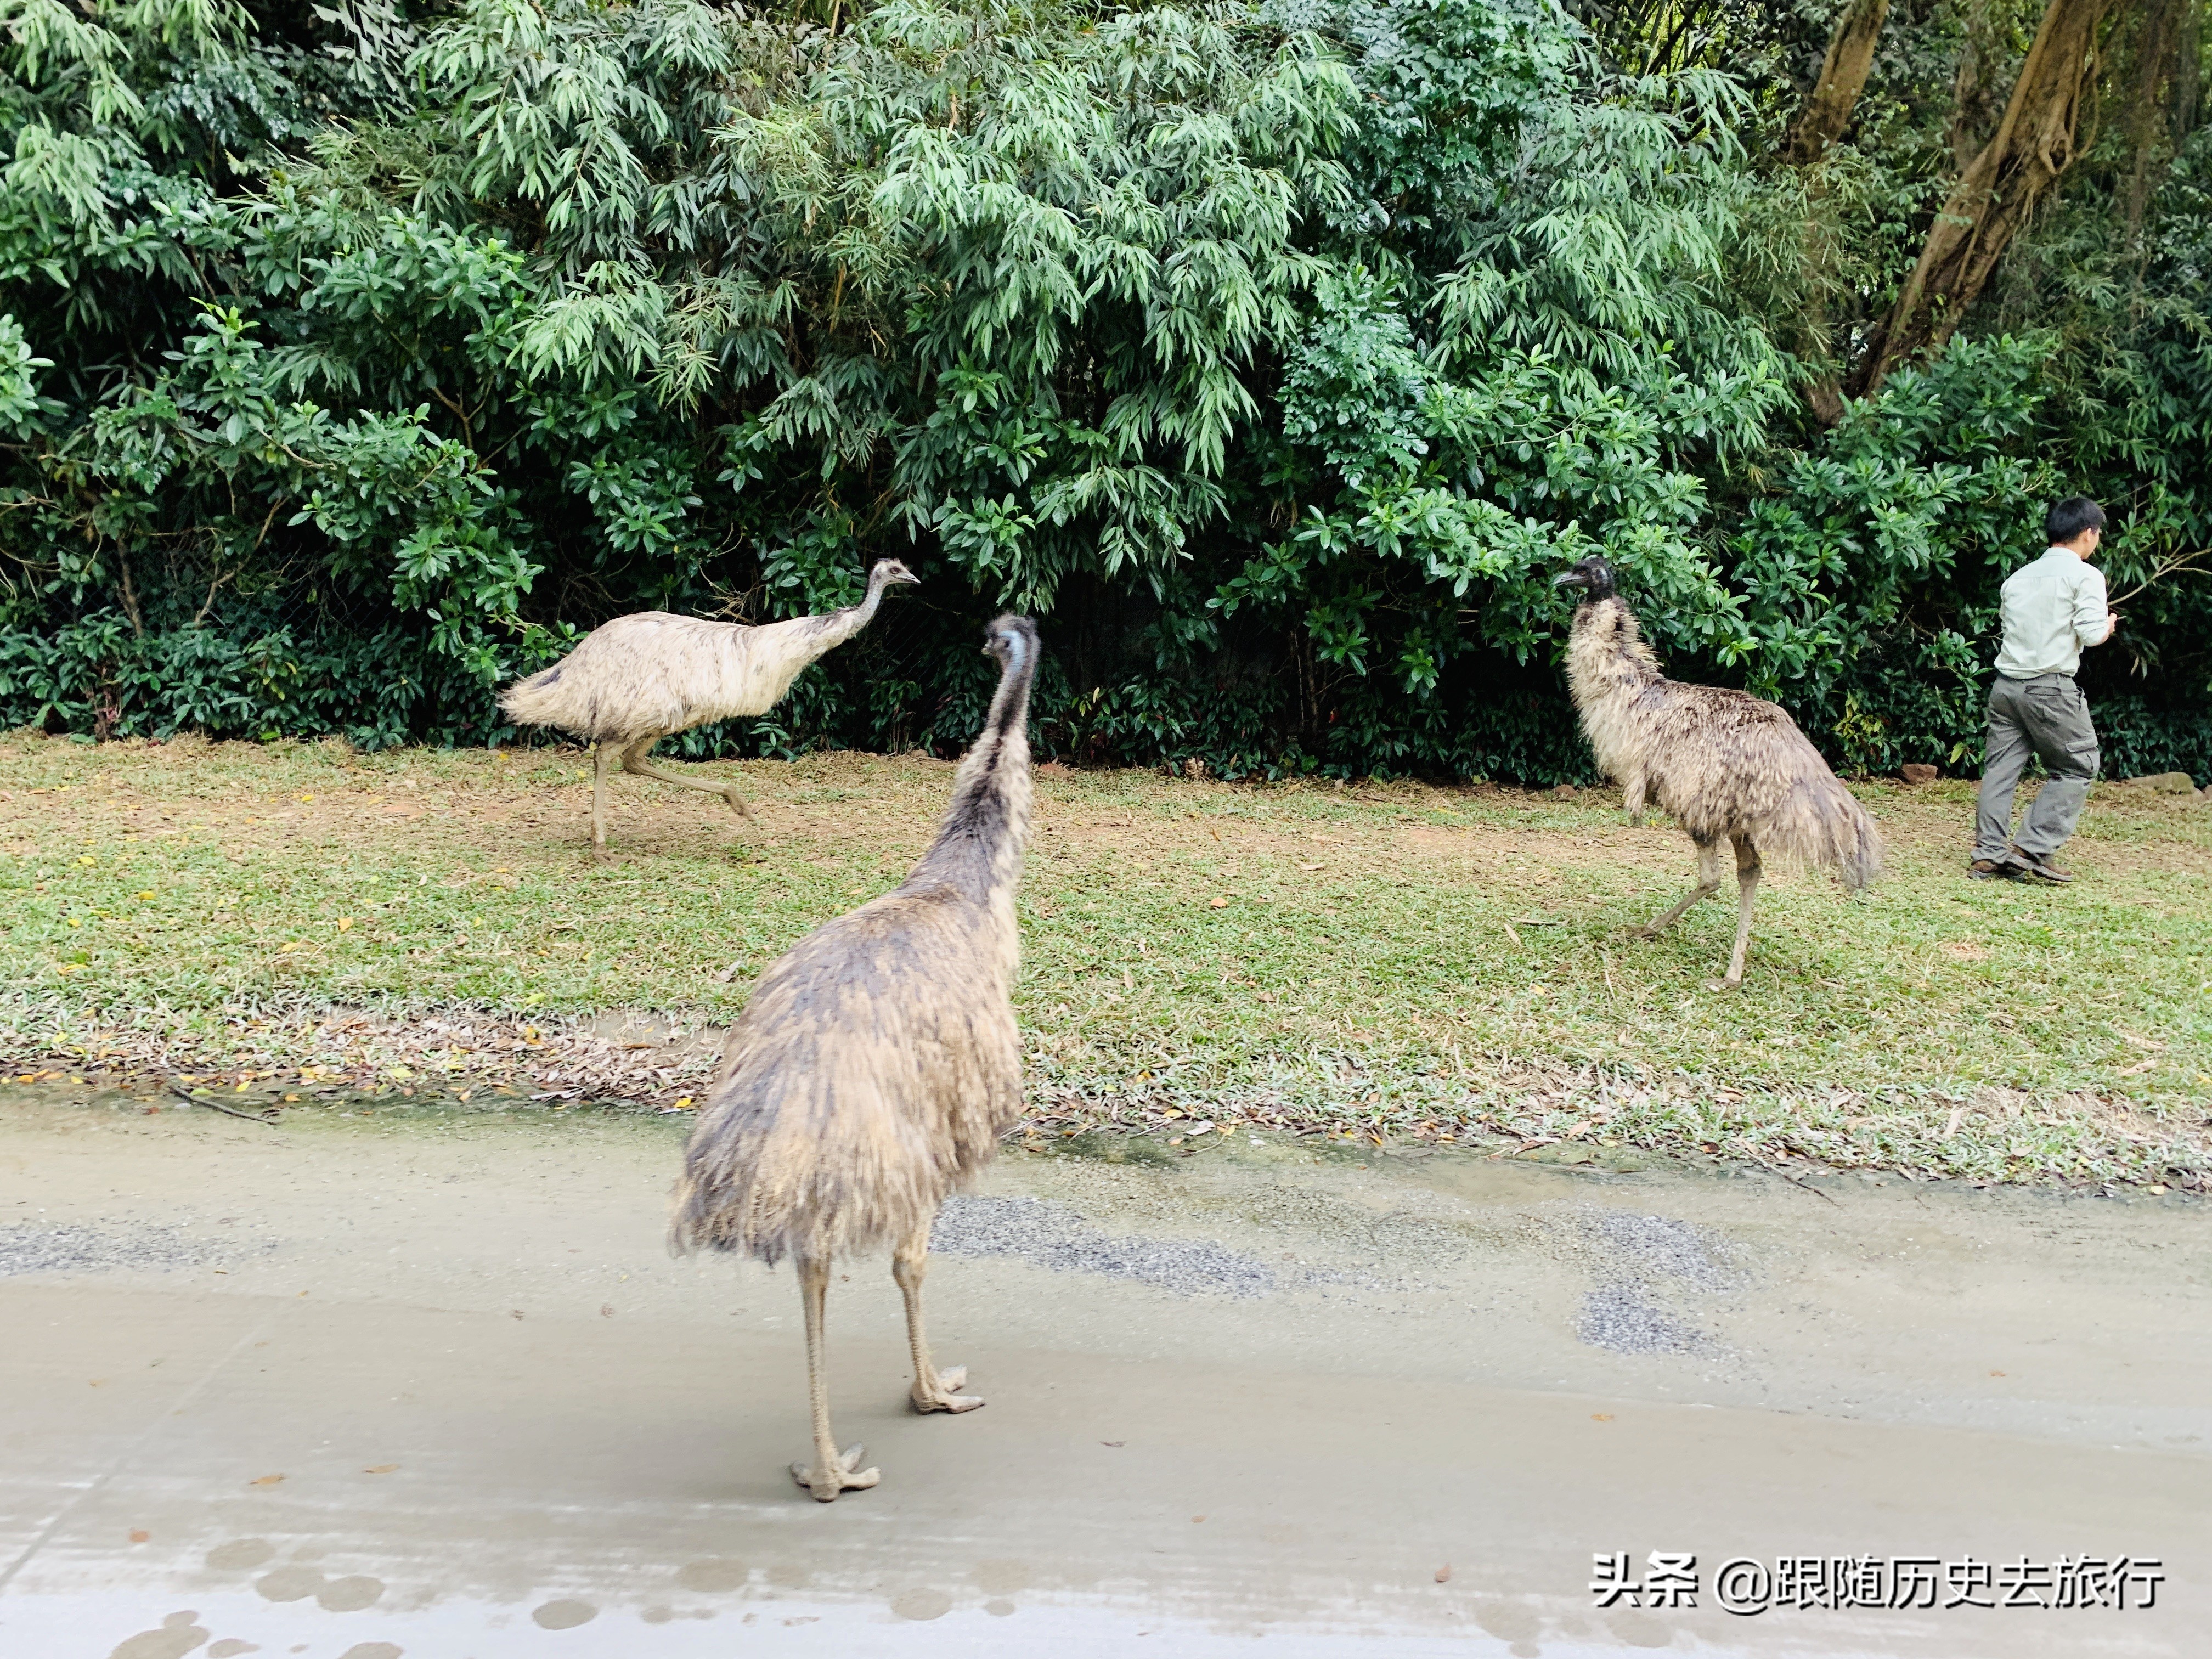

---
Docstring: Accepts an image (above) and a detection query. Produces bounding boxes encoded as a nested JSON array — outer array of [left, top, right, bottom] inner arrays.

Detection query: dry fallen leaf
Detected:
[[364, 1464, 399, 1475], [600, 1304, 615, 1318], [1590, 1413, 1613, 1422], [1435, 1564, 1452, 1584], [249, 1474, 285, 1487], [1989, 1370, 2005, 1377], [129, 1530, 149, 1543], [1102, 1441, 1125, 1447], [336, 918, 354, 932], [1207, 896, 1229, 909]]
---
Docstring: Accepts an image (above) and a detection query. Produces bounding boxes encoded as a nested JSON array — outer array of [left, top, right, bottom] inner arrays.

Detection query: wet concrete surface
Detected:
[[1, 1092, 2206, 1656]]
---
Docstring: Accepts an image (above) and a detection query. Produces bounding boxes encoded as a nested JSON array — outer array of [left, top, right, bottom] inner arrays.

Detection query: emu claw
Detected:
[[792, 1442, 879, 1502], [911, 1365, 985, 1414]]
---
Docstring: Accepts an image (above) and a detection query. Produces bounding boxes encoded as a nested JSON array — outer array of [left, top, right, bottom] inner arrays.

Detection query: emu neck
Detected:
[[852, 571, 890, 627], [810, 574, 888, 653], [1564, 595, 1660, 712], [909, 653, 1034, 909]]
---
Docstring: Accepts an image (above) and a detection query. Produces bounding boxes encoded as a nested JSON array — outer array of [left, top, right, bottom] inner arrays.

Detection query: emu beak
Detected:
[[1551, 571, 1580, 587]]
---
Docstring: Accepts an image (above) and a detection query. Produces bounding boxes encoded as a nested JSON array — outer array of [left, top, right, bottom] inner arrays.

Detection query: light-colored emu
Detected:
[[1555, 555, 1882, 988], [498, 558, 919, 846], [670, 613, 1037, 1502]]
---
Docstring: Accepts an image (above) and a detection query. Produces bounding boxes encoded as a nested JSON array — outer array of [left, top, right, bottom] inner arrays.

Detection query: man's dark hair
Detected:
[[2046, 496, 2106, 544]]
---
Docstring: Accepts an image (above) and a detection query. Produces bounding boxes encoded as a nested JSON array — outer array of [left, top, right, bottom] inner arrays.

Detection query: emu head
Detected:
[[868, 558, 921, 590], [1551, 555, 1617, 601], [983, 614, 1039, 674]]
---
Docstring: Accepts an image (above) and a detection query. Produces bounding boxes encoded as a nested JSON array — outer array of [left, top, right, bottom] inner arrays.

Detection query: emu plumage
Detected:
[[498, 558, 918, 846], [1556, 555, 1881, 987], [670, 613, 1037, 1501]]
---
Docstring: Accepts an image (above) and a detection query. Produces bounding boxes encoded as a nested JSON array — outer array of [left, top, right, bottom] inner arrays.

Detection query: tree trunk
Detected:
[[1947, 0, 2008, 173], [2123, 0, 2203, 253], [1785, 0, 1893, 422], [1788, 0, 1893, 163], [1853, 0, 2120, 397]]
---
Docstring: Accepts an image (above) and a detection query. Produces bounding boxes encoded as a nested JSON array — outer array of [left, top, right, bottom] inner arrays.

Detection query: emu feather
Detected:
[[498, 558, 917, 845], [1556, 555, 1881, 986], [671, 613, 1037, 1501]]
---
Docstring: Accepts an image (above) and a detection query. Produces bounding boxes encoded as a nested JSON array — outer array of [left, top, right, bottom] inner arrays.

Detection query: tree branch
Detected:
[[2108, 546, 2212, 608]]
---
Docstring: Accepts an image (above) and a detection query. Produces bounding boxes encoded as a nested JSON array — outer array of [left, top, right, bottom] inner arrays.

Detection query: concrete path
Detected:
[[2, 1096, 2205, 1657]]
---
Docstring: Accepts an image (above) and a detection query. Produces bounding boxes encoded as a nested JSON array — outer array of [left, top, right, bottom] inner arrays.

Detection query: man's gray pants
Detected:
[[1974, 672, 2100, 860]]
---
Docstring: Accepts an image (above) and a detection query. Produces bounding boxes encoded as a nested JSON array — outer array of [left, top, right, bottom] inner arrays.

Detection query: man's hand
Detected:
[[2102, 612, 2121, 644]]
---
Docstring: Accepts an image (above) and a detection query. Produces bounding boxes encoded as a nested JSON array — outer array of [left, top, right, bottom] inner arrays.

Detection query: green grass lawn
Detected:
[[4, 730, 2209, 1188]]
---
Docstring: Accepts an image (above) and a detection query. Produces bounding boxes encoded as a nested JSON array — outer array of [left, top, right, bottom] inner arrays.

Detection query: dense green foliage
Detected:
[[2, 0, 2208, 780]]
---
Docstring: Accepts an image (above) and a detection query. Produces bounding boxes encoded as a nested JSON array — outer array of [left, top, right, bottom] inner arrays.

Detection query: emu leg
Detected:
[[590, 742, 612, 849], [619, 735, 754, 820], [1717, 836, 1762, 989], [1636, 838, 1726, 938], [789, 1256, 878, 1502], [895, 1222, 984, 1414]]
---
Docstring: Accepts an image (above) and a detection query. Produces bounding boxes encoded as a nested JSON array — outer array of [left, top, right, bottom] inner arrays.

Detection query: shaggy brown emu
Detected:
[[670, 614, 1037, 1502], [1555, 556, 1882, 988], [499, 558, 919, 846]]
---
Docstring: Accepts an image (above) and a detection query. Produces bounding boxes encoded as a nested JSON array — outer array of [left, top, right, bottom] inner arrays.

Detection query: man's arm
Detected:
[[2075, 567, 2115, 648]]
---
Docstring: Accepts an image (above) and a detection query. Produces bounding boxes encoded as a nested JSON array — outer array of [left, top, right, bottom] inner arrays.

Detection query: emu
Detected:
[[1554, 555, 1881, 988], [498, 559, 919, 846], [670, 613, 1037, 1502]]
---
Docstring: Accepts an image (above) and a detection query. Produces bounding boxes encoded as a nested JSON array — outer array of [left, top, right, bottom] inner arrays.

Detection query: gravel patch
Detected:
[[1560, 1206, 1739, 1355], [932, 1195, 1276, 1299], [0, 1222, 235, 1278], [1576, 1283, 1703, 1355], [1580, 1210, 1732, 1291]]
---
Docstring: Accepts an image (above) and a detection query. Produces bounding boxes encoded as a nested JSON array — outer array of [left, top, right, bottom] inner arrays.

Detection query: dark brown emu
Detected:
[[670, 614, 1037, 1501], [1554, 555, 1882, 988]]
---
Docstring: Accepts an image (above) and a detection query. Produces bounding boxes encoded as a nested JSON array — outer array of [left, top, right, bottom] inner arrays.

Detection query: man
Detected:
[[1970, 496, 2119, 883]]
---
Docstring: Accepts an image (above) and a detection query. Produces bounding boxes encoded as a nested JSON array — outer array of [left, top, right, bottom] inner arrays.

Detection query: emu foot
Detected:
[[1703, 975, 1744, 992], [792, 1442, 879, 1502], [910, 1365, 984, 1414]]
